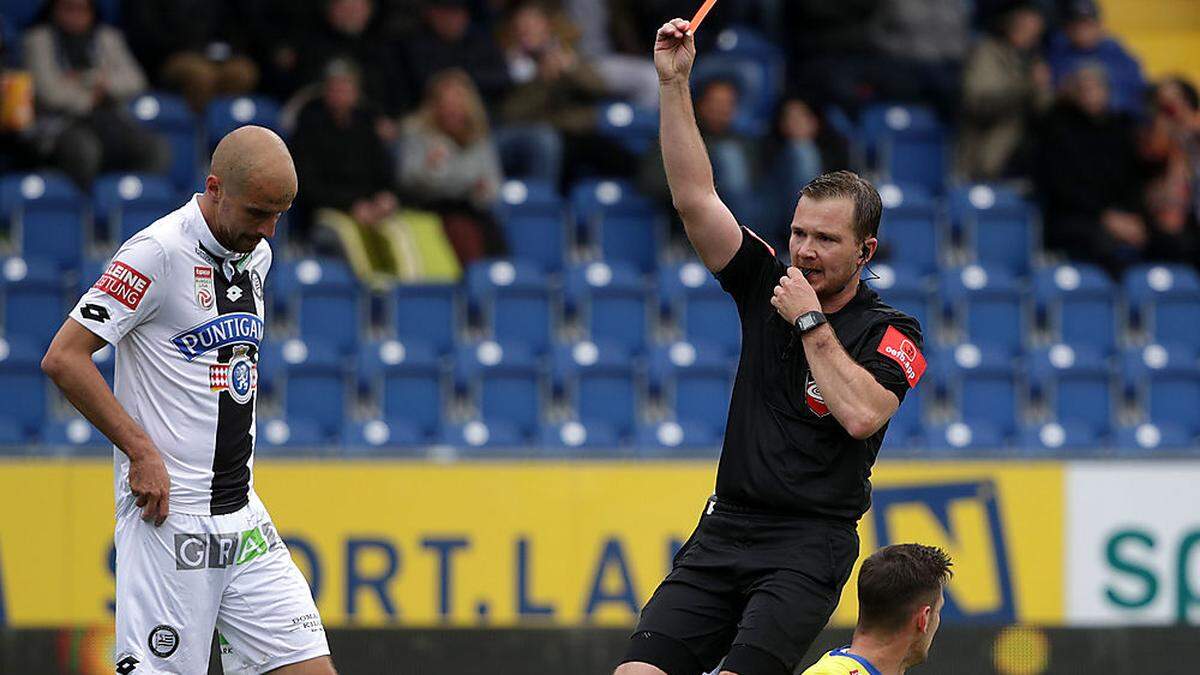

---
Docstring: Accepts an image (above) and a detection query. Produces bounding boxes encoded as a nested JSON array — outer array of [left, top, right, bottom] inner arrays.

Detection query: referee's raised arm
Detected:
[[655, 18, 742, 274]]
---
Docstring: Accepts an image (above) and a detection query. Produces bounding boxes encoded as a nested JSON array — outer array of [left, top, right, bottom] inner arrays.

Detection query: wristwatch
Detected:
[[794, 310, 827, 333]]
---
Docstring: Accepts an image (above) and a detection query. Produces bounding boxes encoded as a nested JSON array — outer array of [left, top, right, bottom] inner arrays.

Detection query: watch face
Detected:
[[799, 315, 815, 330]]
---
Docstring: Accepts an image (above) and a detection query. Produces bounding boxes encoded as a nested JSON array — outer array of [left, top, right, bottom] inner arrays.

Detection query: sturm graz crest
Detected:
[[147, 624, 179, 658]]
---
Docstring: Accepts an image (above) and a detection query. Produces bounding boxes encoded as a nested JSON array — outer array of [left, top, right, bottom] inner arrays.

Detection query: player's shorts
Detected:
[[620, 496, 858, 675], [114, 491, 329, 675]]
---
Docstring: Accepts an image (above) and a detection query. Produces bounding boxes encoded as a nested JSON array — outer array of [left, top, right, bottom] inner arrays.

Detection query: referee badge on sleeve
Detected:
[[877, 325, 926, 387]]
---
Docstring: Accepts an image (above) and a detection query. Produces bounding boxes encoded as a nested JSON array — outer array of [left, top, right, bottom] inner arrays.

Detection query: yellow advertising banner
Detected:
[[0, 459, 1062, 627]]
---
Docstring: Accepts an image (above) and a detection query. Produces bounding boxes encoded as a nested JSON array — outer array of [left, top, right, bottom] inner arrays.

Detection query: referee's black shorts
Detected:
[[620, 497, 859, 675]]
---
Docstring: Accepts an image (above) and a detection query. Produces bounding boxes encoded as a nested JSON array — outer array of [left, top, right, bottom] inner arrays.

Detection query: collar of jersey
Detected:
[[187, 194, 251, 278], [830, 647, 883, 675]]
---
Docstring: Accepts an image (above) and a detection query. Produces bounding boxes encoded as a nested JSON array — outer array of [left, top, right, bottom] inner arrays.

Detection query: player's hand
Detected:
[[654, 19, 695, 83], [129, 448, 170, 526], [771, 267, 821, 326]]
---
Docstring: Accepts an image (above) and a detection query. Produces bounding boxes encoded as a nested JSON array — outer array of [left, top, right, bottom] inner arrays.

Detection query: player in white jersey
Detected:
[[42, 126, 335, 675]]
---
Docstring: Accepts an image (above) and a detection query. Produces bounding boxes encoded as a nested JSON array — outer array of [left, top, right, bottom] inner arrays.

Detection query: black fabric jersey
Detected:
[[713, 227, 926, 522]]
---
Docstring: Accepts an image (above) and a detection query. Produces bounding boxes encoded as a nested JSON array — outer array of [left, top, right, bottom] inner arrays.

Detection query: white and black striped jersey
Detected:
[[70, 196, 271, 516]]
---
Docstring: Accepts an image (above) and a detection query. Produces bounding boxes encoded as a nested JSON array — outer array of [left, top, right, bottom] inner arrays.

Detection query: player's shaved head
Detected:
[[210, 125, 297, 199], [199, 125, 297, 252]]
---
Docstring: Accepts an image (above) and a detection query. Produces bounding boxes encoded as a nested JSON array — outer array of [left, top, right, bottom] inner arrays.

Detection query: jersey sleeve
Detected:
[[69, 235, 166, 345], [714, 226, 780, 307], [858, 316, 926, 403]]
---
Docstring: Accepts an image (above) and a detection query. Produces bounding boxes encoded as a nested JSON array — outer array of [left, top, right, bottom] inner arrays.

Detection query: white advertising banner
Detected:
[[1067, 462, 1200, 625]]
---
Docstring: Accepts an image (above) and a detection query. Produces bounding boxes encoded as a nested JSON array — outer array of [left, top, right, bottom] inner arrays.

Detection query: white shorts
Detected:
[[114, 492, 329, 674]]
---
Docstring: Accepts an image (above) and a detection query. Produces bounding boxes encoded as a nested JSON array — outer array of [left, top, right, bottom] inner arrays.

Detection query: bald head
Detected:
[[200, 126, 297, 253]]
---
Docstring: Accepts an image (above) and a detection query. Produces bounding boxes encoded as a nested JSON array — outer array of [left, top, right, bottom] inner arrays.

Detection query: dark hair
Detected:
[[799, 170, 883, 243], [857, 544, 953, 633]]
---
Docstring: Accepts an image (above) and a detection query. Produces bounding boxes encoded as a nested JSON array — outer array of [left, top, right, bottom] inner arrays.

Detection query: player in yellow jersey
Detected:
[[802, 544, 952, 675]]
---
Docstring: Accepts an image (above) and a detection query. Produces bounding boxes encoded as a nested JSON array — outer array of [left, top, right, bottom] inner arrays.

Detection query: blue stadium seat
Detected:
[[278, 338, 347, 439], [596, 102, 659, 156], [540, 420, 621, 453], [940, 265, 1026, 350], [553, 340, 638, 436], [1115, 422, 1196, 454], [442, 420, 524, 450], [284, 258, 362, 356], [342, 419, 428, 454], [1123, 265, 1200, 347], [456, 340, 541, 439], [924, 421, 1007, 452], [1034, 263, 1117, 353], [1029, 344, 1113, 433], [204, 96, 282, 150], [5, 0, 44, 30], [659, 261, 740, 355], [694, 25, 785, 130], [391, 283, 457, 356], [565, 261, 648, 352], [42, 417, 111, 454], [1017, 421, 1105, 456], [359, 339, 443, 441], [884, 386, 926, 450], [875, 183, 943, 274], [0, 172, 85, 270], [496, 179, 567, 272], [570, 180, 663, 272], [861, 104, 947, 192], [0, 418, 27, 448], [129, 93, 200, 190], [466, 260, 553, 354], [636, 421, 722, 457], [256, 417, 328, 454], [950, 185, 1038, 273], [934, 343, 1020, 434], [1, 257, 66, 349], [0, 337, 46, 440], [649, 341, 734, 437], [94, 173, 179, 243], [867, 263, 931, 334], [1122, 343, 1200, 433]]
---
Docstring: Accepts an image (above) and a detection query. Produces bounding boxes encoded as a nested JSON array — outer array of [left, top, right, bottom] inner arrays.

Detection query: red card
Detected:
[[876, 325, 925, 387]]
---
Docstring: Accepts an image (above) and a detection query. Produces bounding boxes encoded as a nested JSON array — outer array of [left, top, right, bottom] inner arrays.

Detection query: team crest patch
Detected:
[[194, 266, 214, 310], [251, 270, 263, 300], [805, 372, 830, 417], [147, 625, 179, 658], [877, 325, 926, 387], [210, 347, 257, 404], [93, 260, 151, 310]]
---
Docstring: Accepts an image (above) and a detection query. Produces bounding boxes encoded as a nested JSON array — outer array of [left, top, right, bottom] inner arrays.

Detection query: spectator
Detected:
[[1139, 77, 1200, 262], [762, 97, 852, 244], [297, 0, 410, 117], [957, 1, 1053, 181], [400, 0, 511, 105], [865, 0, 969, 118], [22, 0, 169, 187], [1046, 0, 1146, 116], [563, 0, 660, 109], [397, 68, 507, 265], [122, 0, 259, 113], [1034, 65, 1156, 275], [291, 60, 460, 286]]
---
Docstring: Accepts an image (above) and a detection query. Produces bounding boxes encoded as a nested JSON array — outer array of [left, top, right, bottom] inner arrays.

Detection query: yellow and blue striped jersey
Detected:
[[800, 647, 882, 675]]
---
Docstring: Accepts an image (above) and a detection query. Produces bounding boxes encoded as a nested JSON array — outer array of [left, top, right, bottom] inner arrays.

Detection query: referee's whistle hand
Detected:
[[130, 449, 170, 526], [770, 267, 820, 325]]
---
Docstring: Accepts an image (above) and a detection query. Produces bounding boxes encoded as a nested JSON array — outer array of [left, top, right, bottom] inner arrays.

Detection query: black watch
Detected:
[[794, 310, 827, 333]]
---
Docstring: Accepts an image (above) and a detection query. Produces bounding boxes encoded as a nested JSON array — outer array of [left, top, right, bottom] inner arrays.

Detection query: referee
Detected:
[[616, 19, 928, 675]]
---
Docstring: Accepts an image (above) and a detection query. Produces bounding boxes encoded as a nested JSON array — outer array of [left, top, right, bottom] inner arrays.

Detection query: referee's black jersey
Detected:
[[713, 226, 926, 522]]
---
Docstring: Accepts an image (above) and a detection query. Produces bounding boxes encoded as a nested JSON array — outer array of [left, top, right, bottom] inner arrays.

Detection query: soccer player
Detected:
[[42, 126, 335, 674], [802, 544, 952, 675], [615, 19, 927, 675]]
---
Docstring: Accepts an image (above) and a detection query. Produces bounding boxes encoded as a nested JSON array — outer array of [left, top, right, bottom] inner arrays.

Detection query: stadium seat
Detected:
[[950, 185, 1038, 273], [1033, 263, 1117, 353], [442, 419, 524, 451], [565, 261, 648, 352], [861, 104, 947, 192], [391, 283, 458, 356], [884, 386, 926, 450], [553, 340, 638, 436], [342, 419, 428, 454], [495, 179, 567, 272], [42, 417, 111, 454], [596, 102, 659, 156], [204, 96, 282, 150], [934, 343, 1020, 434], [924, 421, 1007, 452], [1017, 421, 1105, 456], [867, 263, 932, 335], [659, 261, 740, 355], [1029, 344, 1113, 433], [540, 420, 621, 453], [694, 25, 785, 130], [636, 421, 722, 458], [359, 339, 443, 441], [1122, 343, 1200, 433], [466, 260, 554, 354], [1115, 422, 1196, 454], [570, 179, 663, 272], [939, 265, 1026, 350], [875, 183, 943, 274], [256, 417, 328, 454], [1123, 264, 1200, 347], [0, 337, 46, 440], [129, 92, 201, 190], [277, 338, 348, 439], [0, 418, 27, 449], [1, 257, 66, 349], [94, 173, 179, 244], [649, 340, 734, 437], [456, 340, 542, 439], [284, 258, 363, 356], [0, 172, 86, 270]]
